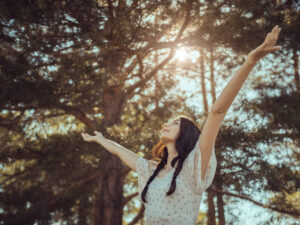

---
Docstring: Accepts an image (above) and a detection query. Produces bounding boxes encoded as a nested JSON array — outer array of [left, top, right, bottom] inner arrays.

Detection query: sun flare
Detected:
[[174, 47, 189, 61]]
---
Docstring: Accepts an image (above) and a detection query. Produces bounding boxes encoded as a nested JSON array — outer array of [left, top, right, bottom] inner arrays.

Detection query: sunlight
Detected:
[[174, 47, 189, 61]]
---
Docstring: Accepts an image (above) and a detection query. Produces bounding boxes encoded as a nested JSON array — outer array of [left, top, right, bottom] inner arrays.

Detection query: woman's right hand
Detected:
[[248, 25, 281, 61], [81, 131, 105, 143]]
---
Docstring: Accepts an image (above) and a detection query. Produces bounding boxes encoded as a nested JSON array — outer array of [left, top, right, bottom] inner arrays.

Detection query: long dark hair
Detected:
[[141, 115, 201, 203]]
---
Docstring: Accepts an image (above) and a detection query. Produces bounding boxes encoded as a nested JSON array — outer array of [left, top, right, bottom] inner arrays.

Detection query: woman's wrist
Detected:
[[96, 137, 106, 145], [246, 52, 260, 65], [247, 44, 269, 63]]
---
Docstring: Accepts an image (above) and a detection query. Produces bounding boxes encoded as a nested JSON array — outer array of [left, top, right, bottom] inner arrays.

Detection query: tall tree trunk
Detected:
[[200, 48, 209, 113], [78, 195, 88, 225], [206, 46, 217, 225], [92, 157, 125, 225], [293, 48, 299, 89], [207, 190, 216, 225], [209, 47, 216, 102], [215, 168, 225, 225]]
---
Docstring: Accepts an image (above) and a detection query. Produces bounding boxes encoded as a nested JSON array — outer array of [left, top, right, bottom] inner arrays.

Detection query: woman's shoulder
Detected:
[[147, 160, 158, 171]]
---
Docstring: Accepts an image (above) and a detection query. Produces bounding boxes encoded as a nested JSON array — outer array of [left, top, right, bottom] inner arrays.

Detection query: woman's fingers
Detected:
[[81, 133, 93, 141], [264, 25, 281, 49], [272, 25, 279, 33], [248, 25, 282, 60], [81, 131, 104, 143], [266, 26, 279, 38], [272, 45, 281, 51], [81, 133, 87, 140], [94, 130, 103, 137], [271, 25, 281, 40], [271, 25, 280, 34]]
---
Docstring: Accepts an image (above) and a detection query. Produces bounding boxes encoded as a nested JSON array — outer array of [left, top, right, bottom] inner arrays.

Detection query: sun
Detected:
[[174, 47, 189, 61]]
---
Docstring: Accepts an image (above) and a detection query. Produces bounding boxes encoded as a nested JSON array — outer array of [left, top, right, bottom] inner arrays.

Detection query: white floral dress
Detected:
[[136, 137, 217, 225]]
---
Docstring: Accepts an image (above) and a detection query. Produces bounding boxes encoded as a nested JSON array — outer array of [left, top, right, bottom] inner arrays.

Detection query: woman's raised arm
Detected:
[[81, 131, 141, 172], [211, 25, 282, 114], [199, 25, 282, 181]]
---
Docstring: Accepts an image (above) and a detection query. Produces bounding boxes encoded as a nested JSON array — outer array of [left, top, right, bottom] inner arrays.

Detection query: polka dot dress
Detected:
[[136, 137, 217, 225]]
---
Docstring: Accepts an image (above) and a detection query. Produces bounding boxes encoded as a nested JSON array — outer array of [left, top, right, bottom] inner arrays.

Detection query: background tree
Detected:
[[0, 0, 299, 225]]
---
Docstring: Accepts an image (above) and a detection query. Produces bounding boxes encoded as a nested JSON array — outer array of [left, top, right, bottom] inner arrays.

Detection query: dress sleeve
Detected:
[[184, 137, 217, 195], [136, 156, 150, 203]]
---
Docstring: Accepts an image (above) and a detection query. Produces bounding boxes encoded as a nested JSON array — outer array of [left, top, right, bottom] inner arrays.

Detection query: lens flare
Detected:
[[175, 47, 189, 61]]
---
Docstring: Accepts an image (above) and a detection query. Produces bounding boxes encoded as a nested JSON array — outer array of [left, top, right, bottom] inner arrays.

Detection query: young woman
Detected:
[[81, 25, 281, 225]]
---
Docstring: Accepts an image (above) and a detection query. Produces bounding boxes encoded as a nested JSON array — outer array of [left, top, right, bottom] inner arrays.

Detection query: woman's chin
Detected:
[[159, 135, 172, 143], [159, 135, 165, 142]]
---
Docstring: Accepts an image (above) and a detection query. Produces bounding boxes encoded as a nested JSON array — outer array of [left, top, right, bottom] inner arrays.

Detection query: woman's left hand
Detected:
[[248, 25, 282, 61]]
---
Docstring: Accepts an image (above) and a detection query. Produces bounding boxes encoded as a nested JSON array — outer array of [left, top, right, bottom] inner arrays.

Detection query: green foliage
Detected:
[[0, 0, 299, 224]]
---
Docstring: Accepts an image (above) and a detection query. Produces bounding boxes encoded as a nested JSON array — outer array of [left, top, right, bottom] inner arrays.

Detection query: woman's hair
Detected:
[[141, 115, 201, 203]]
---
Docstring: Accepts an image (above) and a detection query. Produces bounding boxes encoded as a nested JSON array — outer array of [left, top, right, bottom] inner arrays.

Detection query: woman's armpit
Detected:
[[147, 160, 158, 172]]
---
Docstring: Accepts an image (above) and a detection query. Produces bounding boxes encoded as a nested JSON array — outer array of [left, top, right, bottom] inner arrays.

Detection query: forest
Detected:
[[0, 0, 299, 225]]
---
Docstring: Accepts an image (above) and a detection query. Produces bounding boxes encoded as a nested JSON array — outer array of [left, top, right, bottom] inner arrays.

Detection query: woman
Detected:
[[81, 25, 281, 225]]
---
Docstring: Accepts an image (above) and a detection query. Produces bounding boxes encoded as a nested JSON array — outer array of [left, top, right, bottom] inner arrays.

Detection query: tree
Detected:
[[0, 0, 198, 224], [1, 0, 299, 224]]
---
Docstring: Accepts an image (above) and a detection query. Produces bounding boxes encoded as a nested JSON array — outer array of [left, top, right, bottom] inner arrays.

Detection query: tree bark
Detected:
[[92, 161, 125, 225], [78, 196, 88, 225], [293, 48, 299, 90], [207, 46, 217, 225], [209, 47, 216, 102], [207, 190, 216, 225], [215, 173, 225, 225], [200, 48, 209, 113]]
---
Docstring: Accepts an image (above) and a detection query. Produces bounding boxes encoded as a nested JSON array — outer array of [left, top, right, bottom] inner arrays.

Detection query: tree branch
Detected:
[[128, 202, 145, 225], [209, 188, 300, 217], [125, 0, 193, 98]]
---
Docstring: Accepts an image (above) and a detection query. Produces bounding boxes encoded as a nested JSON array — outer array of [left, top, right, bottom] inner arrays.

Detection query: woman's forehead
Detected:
[[167, 118, 180, 122]]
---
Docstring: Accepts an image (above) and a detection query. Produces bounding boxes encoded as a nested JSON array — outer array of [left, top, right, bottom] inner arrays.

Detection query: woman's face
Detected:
[[159, 118, 181, 142]]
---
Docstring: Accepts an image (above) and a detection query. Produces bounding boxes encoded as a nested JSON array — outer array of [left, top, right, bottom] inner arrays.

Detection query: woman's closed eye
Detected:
[[164, 119, 180, 128], [173, 120, 180, 125], [168, 122, 178, 126]]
